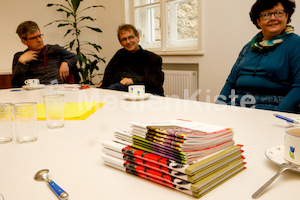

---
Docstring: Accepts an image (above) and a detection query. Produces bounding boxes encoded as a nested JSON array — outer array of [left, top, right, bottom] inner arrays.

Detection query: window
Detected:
[[126, 0, 202, 55]]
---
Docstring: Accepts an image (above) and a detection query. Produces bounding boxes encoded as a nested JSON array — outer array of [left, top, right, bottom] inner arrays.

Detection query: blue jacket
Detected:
[[217, 33, 300, 113]]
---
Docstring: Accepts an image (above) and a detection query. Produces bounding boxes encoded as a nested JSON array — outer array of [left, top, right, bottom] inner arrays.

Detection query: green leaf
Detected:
[[47, 3, 73, 14], [78, 16, 96, 23], [85, 26, 102, 33], [78, 56, 83, 66], [69, 39, 76, 49], [99, 57, 106, 63], [44, 19, 70, 27], [56, 8, 73, 17], [64, 0, 72, 8], [71, 0, 82, 13], [78, 5, 104, 14], [87, 42, 102, 52], [64, 29, 73, 38], [58, 23, 72, 27], [57, 8, 65, 12], [81, 53, 87, 62], [90, 54, 106, 63]]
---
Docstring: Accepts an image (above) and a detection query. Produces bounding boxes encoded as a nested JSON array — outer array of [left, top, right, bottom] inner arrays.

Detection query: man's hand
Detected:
[[59, 62, 70, 82], [18, 50, 38, 64], [120, 77, 134, 85]]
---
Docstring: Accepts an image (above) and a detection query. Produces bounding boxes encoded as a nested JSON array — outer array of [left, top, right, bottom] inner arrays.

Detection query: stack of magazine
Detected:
[[101, 119, 246, 198]]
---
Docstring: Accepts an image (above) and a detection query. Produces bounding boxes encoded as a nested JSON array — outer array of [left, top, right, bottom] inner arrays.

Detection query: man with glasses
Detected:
[[11, 21, 78, 88], [99, 24, 164, 96]]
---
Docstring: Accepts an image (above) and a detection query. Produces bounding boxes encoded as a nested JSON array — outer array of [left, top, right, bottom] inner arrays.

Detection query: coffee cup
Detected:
[[284, 127, 300, 165], [24, 79, 40, 87], [128, 85, 145, 96]]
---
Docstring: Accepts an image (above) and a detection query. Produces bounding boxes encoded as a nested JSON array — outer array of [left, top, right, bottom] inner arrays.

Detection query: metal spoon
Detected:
[[34, 169, 68, 200], [252, 162, 299, 199]]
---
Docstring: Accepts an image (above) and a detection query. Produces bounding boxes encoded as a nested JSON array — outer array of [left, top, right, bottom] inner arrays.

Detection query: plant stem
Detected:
[[72, 4, 85, 82]]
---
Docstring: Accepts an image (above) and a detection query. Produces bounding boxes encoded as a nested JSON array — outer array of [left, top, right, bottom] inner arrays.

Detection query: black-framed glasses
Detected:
[[26, 34, 44, 41], [260, 10, 286, 20], [120, 35, 136, 43]]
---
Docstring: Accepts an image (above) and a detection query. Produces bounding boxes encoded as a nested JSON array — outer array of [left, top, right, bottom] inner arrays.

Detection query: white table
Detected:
[[0, 87, 299, 200]]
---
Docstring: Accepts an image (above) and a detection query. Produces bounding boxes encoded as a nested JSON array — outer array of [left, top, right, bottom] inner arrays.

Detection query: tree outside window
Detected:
[[133, 0, 201, 54]]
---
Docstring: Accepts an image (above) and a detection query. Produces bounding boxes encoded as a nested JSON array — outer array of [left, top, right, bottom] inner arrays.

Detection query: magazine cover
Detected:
[[130, 119, 233, 139]]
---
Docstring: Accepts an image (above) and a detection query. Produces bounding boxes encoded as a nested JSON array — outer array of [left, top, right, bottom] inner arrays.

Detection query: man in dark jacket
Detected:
[[11, 21, 78, 88], [99, 24, 164, 96]]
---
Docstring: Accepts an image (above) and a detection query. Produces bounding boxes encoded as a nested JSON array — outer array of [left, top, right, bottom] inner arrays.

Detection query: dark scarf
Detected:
[[250, 25, 294, 52]]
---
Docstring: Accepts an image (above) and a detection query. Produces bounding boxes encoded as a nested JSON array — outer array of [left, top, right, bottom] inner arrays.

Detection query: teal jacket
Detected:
[[217, 33, 300, 113]]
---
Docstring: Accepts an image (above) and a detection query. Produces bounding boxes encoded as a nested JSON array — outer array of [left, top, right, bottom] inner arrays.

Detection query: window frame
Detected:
[[124, 0, 204, 56]]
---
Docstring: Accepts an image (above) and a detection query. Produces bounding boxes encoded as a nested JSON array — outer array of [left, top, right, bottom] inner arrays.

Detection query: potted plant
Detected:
[[45, 0, 105, 85]]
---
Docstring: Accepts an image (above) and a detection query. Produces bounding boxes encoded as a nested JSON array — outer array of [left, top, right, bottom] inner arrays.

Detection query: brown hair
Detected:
[[16, 21, 40, 39], [117, 24, 139, 41]]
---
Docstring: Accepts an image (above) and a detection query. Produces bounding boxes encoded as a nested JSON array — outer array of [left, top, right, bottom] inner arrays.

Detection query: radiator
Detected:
[[163, 70, 198, 100]]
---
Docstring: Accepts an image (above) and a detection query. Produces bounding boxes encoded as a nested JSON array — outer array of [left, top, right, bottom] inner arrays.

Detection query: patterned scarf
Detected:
[[250, 25, 294, 52]]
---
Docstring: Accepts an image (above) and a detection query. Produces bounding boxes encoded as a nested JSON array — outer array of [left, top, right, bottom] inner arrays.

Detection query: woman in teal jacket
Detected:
[[216, 0, 300, 113]]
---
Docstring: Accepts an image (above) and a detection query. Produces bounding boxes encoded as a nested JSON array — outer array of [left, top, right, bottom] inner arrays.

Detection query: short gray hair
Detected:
[[16, 21, 40, 39]]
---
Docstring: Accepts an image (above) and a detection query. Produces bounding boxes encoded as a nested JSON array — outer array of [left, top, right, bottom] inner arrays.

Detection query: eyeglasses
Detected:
[[260, 10, 286, 21], [26, 34, 44, 41], [120, 35, 136, 43]]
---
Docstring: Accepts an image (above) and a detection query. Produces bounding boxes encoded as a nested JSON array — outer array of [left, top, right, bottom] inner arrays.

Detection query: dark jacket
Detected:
[[101, 46, 164, 96], [11, 44, 78, 88]]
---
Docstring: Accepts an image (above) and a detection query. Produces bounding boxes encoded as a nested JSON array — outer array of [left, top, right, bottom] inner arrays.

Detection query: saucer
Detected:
[[122, 93, 152, 100], [265, 145, 300, 172], [22, 84, 45, 90]]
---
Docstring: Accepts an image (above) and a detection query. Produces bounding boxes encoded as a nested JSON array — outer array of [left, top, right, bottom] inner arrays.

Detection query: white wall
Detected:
[[1, 0, 300, 101]]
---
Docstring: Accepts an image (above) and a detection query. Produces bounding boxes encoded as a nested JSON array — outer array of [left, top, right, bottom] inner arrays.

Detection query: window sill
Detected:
[[153, 50, 204, 56]]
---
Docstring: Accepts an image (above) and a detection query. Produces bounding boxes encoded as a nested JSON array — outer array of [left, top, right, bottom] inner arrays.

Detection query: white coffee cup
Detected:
[[128, 85, 145, 96], [284, 127, 300, 165], [24, 79, 40, 87]]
